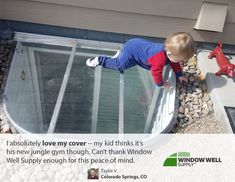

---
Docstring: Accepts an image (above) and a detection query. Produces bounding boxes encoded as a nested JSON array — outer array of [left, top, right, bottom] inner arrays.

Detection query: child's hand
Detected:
[[179, 76, 188, 84], [163, 82, 172, 89]]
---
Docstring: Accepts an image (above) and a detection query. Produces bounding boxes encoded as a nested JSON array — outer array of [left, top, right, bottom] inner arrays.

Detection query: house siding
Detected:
[[1, 0, 235, 44]]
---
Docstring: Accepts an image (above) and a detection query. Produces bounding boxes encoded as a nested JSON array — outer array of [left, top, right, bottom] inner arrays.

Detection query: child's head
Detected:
[[164, 32, 195, 63]]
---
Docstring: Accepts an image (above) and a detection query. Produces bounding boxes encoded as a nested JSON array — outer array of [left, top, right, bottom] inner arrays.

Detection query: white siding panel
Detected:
[[1, 0, 235, 44]]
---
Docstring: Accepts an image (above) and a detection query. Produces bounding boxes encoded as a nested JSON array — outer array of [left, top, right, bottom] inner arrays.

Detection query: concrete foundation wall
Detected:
[[1, 0, 235, 44]]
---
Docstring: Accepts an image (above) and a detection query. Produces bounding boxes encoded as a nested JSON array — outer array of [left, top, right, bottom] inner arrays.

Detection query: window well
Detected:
[[3, 32, 177, 134]]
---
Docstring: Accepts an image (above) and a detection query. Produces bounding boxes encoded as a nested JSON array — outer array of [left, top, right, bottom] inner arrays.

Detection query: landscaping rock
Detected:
[[173, 56, 222, 133], [0, 40, 15, 133]]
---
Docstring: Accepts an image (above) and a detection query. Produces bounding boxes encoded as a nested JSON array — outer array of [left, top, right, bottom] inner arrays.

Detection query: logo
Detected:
[[163, 152, 222, 167]]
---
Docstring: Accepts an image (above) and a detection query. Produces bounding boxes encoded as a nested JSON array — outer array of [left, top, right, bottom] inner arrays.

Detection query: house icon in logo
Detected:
[[163, 152, 190, 167]]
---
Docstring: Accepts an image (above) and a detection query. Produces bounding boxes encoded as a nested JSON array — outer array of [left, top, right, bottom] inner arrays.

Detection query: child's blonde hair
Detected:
[[164, 32, 195, 60]]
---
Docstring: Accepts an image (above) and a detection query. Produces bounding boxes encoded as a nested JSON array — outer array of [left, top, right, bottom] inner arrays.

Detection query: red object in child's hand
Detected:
[[208, 42, 235, 78]]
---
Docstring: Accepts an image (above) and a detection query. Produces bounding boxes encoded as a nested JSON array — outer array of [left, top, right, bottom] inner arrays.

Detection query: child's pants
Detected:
[[98, 38, 154, 72], [98, 45, 140, 72]]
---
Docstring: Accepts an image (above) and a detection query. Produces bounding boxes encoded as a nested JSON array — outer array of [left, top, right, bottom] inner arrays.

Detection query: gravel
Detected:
[[0, 40, 14, 133], [172, 56, 223, 133], [173, 114, 222, 133]]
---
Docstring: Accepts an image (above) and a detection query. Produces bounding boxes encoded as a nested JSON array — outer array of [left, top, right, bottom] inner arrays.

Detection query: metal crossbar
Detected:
[[47, 43, 77, 133], [91, 66, 102, 133], [119, 73, 124, 133]]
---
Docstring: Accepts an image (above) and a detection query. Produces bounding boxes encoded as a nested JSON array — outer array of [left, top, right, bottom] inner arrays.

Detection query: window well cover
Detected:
[[4, 33, 177, 134], [194, 2, 228, 32]]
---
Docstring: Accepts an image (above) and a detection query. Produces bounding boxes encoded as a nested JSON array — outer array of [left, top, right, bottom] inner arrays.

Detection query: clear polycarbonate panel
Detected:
[[34, 51, 70, 132], [55, 48, 117, 133], [124, 67, 155, 133], [54, 55, 94, 133], [4, 42, 71, 133], [5, 33, 176, 134], [96, 69, 120, 133]]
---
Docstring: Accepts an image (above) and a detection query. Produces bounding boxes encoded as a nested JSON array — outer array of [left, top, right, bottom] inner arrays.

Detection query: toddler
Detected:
[[86, 32, 195, 88]]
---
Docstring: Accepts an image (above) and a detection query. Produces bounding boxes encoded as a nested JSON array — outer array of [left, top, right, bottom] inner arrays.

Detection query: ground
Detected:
[[0, 40, 14, 133], [172, 56, 223, 133], [0, 40, 223, 134], [174, 113, 222, 133]]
